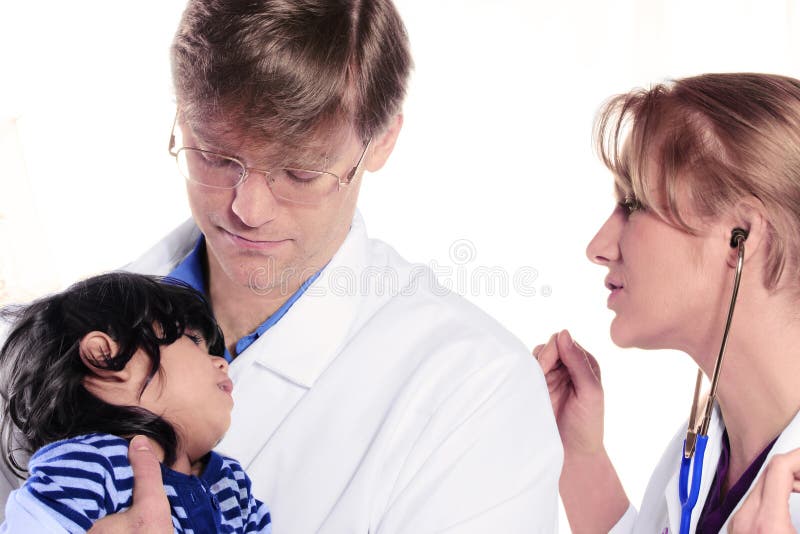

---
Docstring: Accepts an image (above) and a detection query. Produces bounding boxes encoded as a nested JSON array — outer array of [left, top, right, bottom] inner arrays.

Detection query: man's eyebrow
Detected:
[[187, 124, 348, 170], [187, 124, 241, 154], [286, 150, 331, 169]]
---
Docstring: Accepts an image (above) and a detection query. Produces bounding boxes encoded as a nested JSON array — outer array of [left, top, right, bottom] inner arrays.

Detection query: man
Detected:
[[12, 1, 563, 531]]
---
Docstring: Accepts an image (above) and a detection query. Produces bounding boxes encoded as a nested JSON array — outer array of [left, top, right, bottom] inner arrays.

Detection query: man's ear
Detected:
[[364, 113, 403, 173], [78, 331, 128, 383], [725, 198, 766, 269]]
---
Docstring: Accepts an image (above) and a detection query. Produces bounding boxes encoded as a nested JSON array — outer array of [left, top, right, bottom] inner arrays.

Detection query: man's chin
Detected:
[[244, 262, 305, 297], [210, 247, 315, 297]]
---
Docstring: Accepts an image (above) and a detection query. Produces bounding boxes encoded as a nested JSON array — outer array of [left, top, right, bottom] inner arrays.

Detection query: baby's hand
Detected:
[[88, 436, 172, 533]]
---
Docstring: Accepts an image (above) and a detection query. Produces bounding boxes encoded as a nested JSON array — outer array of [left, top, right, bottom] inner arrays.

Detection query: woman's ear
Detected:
[[364, 113, 403, 173], [725, 198, 766, 269], [78, 331, 128, 382]]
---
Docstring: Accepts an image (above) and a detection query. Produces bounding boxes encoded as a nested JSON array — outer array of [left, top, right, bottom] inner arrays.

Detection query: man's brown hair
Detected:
[[172, 0, 412, 150]]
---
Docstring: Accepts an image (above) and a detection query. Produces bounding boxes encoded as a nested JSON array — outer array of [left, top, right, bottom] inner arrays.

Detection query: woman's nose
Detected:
[[586, 209, 623, 265]]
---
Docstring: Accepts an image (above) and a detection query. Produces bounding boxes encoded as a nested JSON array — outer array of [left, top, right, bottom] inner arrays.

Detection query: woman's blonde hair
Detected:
[[595, 73, 800, 290]]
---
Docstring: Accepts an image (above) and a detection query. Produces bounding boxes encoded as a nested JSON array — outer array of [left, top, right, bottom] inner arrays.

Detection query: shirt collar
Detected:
[[166, 234, 323, 363], [167, 235, 207, 294]]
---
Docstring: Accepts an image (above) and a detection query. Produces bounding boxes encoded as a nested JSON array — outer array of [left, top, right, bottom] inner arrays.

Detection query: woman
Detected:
[[538, 73, 800, 533]]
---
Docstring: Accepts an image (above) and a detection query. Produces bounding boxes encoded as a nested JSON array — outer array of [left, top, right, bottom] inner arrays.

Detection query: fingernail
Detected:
[[563, 330, 573, 345], [131, 435, 151, 451]]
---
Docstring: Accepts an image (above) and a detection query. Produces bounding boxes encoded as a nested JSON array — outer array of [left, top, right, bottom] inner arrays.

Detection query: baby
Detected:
[[0, 272, 271, 532]]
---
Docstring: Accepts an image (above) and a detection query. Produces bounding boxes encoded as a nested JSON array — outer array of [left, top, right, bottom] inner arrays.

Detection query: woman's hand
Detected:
[[88, 436, 173, 533], [534, 329, 604, 455], [729, 449, 800, 534], [534, 330, 629, 533]]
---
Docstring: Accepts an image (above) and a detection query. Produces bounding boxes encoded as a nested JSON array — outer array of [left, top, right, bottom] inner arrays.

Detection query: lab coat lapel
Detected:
[[239, 211, 373, 387], [664, 406, 724, 534], [126, 212, 384, 466], [218, 212, 390, 465]]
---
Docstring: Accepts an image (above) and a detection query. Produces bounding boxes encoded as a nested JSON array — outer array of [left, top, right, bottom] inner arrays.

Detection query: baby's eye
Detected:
[[184, 332, 204, 346], [619, 196, 645, 215]]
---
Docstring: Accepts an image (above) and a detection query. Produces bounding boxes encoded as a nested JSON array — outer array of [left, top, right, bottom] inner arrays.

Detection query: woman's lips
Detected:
[[605, 277, 624, 307], [604, 276, 623, 290]]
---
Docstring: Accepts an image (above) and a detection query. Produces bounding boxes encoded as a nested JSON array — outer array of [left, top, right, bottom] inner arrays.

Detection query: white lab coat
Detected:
[[122, 211, 562, 533], [612, 405, 800, 534]]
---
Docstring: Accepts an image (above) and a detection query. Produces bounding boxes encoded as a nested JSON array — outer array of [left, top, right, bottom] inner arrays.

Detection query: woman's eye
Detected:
[[620, 196, 644, 215]]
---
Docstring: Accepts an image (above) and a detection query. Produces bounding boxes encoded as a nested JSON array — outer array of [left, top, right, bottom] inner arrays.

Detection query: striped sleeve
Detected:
[[18, 435, 133, 532], [216, 457, 271, 533]]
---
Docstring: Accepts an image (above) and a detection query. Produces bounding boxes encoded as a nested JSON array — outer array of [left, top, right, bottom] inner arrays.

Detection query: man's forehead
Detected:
[[186, 119, 356, 167]]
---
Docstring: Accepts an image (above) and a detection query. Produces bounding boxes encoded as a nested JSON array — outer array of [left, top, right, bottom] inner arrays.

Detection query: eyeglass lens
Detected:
[[177, 147, 339, 202]]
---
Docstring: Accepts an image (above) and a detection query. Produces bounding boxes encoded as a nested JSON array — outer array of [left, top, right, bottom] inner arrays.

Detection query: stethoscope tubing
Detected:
[[678, 229, 746, 534], [680, 435, 709, 534]]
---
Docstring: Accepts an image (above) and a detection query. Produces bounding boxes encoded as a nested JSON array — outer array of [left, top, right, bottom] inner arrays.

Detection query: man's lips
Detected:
[[221, 228, 291, 250]]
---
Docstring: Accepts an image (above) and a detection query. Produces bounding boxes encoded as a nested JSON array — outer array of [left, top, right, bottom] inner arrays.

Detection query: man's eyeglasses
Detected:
[[168, 115, 371, 205]]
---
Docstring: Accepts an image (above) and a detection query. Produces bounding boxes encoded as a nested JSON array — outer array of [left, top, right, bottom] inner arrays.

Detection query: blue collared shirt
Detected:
[[168, 237, 321, 362]]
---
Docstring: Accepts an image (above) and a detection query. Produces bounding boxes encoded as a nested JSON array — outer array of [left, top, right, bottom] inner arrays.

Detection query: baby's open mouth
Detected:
[[218, 379, 233, 394]]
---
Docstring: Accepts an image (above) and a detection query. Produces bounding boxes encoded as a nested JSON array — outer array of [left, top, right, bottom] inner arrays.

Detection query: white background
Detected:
[[2, 1, 799, 530]]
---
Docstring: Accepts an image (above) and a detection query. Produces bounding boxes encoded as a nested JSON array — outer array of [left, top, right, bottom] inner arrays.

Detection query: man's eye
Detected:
[[284, 169, 323, 184], [198, 152, 235, 169]]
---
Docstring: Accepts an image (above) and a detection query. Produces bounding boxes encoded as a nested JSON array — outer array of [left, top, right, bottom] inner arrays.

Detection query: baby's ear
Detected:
[[78, 331, 127, 382]]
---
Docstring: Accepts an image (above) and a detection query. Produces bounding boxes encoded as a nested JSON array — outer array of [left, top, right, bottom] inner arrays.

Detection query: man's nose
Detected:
[[231, 169, 280, 228]]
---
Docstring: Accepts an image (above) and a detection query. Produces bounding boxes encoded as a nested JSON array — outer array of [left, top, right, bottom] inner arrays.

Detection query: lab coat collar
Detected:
[[226, 210, 375, 389], [661, 405, 800, 534], [717, 406, 800, 533], [664, 404, 724, 534], [125, 218, 202, 276]]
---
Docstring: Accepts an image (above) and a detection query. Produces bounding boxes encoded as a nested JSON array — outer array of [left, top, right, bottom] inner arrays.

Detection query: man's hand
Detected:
[[87, 435, 173, 533], [729, 449, 800, 534]]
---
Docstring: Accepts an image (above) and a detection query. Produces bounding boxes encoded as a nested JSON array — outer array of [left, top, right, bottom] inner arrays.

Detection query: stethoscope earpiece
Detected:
[[730, 227, 748, 248]]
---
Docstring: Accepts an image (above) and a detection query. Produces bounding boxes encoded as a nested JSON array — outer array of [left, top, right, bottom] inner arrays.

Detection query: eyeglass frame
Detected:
[[167, 113, 372, 203]]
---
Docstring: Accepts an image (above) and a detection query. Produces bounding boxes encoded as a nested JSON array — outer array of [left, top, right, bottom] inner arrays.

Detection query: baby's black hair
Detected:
[[0, 272, 224, 476]]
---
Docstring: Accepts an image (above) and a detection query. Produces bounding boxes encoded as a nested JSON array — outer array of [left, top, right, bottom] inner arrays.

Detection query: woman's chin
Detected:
[[609, 320, 653, 349], [609, 319, 636, 348], [610, 323, 671, 351]]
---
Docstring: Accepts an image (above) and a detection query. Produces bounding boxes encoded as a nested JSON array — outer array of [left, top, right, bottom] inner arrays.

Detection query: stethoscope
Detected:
[[678, 227, 748, 534]]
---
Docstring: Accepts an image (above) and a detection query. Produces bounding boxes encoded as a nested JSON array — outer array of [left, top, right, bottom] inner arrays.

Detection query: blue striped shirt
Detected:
[[7, 433, 271, 533]]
